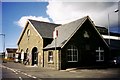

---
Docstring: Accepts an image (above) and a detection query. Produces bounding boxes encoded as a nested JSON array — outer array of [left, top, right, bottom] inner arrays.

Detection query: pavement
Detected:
[[1, 62, 120, 79]]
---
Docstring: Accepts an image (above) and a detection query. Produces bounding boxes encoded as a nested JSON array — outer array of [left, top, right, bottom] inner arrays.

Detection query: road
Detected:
[[1, 64, 38, 80], [1, 62, 120, 80]]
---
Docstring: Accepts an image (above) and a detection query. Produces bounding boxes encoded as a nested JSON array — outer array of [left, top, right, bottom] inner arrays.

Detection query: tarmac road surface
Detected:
[[1, 62, 120, 80]]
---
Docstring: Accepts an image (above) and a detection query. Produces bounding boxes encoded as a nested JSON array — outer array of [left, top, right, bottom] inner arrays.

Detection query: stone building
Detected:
[[5, 48, 17, 61], [17, 16, 120, 70], [17, 19, 60, 66]]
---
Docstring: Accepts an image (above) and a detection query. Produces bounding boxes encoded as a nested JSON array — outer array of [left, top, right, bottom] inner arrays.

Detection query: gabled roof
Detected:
[[28, 19, 60, 38], [44, 16, 109, 50], [17, 19, 60, 45]]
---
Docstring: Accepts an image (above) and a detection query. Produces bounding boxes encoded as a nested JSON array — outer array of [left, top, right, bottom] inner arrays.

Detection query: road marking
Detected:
[[2, 65, 38, 79], [15, 72, 18, 74], [20, 71, 37, 79], [19, 77, 22, 80], [22, 72, 28, 75], [32, 76, 37, 79], [27, 74, 32, 77]]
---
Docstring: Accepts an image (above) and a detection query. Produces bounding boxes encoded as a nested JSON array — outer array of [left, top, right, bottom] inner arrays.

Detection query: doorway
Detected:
[[32, 47, 38, 66]]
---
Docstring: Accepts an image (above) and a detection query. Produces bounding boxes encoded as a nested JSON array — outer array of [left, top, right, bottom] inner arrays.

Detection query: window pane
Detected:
[[96, 56, 99, 60], [68, 56, 72, 61], [67, 45, 78, 62], [95, 47, 104, 61], [73, 56, 77, 61], [48, 51, 53, 62], [100, 56, 104, 60], [67, 50, 72, 56], [73, 51, 77, 55]]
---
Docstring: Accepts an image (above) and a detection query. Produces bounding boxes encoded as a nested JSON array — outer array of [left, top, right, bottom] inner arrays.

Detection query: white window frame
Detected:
[[48, 51, 53, 63], [67, 45, 78, 62], [96, 47, 104, 62]]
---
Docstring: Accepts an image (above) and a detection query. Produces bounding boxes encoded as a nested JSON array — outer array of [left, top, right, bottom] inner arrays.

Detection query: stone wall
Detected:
[[44, 50, 60, 70], [18, 23, 43, 67]]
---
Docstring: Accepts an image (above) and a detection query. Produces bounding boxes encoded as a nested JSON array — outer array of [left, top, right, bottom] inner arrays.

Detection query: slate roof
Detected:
[[29, 19, 60, 38], [44, 16, 89, 49]]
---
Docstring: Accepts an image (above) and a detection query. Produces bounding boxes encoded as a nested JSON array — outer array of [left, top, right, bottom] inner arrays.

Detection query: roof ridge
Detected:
[[28, 19, 60, 25], [55, 16, 88, 30], [61, 16, 88, 26]]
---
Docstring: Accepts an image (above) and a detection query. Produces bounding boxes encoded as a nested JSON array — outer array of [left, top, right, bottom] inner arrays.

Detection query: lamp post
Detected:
[[0, 33, 5, 57], [0, 34, 5, 51], [108, 9, 119, 45]]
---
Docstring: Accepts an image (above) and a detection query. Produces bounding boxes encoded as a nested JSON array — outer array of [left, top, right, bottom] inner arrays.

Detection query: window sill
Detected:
[[48, 61, 54, 64]]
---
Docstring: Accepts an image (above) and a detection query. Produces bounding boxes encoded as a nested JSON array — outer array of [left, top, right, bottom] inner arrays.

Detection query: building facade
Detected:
[[43, 16, 110, 70], [5, 48, 17, 61], [17, 19, 59, 66], [17, 16, 120, 70]]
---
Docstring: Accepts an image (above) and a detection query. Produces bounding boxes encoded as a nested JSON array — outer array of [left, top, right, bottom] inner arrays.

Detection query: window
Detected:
[[95, 47, 104, 62], [48, 51, 53, 63], [67, 45, 78, 62], [83, 31, 89, 38], [27, 29, 30, 37]]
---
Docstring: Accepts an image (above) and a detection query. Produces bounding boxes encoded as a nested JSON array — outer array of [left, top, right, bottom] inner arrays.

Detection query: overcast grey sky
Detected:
[[2, 0, 119, 30], [2, 0, 119, 2], [47, 1, 119, 29]]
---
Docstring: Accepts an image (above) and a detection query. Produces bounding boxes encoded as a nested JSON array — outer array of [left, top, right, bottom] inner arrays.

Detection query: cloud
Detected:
[[35, 0, 119, 2], [2, 0, 119, 2], [46, 1, 119, 28], [15, 16, 50, 28]]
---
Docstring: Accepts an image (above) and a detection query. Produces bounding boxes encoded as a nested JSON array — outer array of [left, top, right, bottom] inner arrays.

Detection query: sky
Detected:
[[0, 0, 120, 52]]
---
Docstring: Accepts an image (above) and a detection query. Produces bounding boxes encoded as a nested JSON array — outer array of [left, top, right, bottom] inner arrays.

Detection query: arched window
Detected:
[[27, 29, 30, 37], [67, 45, 78, 62]]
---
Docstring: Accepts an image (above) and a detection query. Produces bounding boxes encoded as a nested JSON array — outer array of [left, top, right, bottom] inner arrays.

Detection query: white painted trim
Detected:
[[95, 47, 104, 62], [67, 45, 78, 62], [102, 35, 120, 40], [88, 17, 109, 47]]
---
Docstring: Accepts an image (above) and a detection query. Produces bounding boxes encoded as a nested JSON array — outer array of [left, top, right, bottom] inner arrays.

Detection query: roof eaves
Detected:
[[17, 20, 29, 45], [88, 17, 109, 48], [28, 20, 43, 40], [43, 46, 61, 50]]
